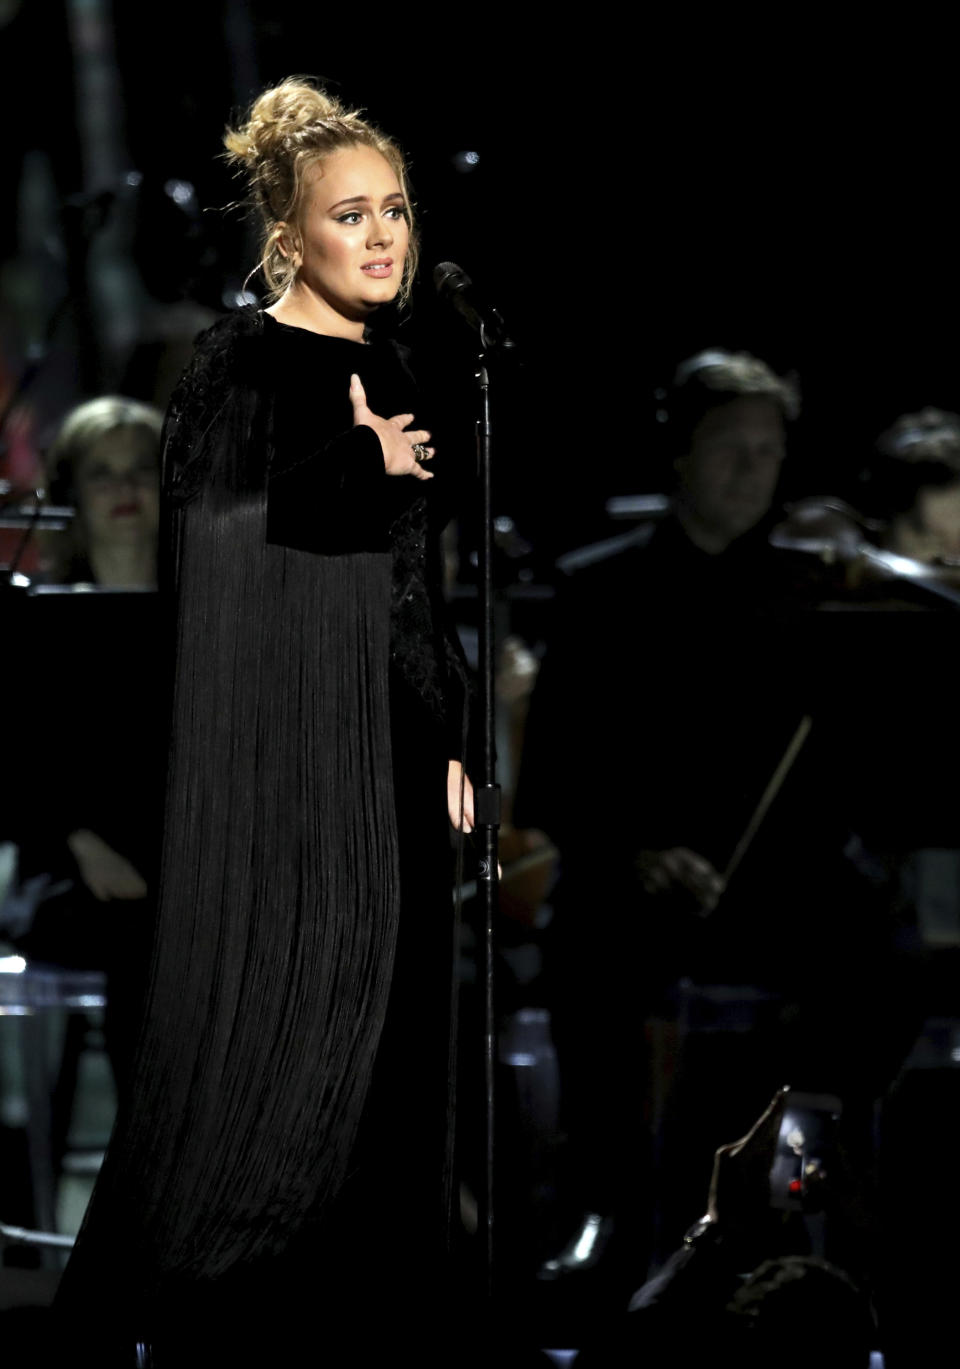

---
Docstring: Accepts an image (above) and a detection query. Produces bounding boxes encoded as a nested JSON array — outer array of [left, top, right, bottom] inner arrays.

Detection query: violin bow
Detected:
[[723, 714, 813, 884]]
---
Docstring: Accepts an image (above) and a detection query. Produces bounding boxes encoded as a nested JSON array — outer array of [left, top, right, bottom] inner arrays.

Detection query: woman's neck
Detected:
[[266, 283, 366, 341], [88, 541, 157, 589]]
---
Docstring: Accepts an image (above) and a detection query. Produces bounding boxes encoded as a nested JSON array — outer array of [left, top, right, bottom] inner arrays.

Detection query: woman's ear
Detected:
[[274, 223, 300, 267]]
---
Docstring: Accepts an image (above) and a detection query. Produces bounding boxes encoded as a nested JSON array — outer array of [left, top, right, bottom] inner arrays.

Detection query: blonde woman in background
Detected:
[[45, 395, 162, 588], [4, 398, 164, 1097]]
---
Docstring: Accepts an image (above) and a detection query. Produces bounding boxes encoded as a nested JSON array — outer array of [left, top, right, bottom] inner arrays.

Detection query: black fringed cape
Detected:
[[55, 308, 468, 1352]]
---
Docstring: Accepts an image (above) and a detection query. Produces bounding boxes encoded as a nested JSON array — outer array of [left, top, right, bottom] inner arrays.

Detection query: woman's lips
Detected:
[[110, 502, 140, 518], [361, 259, 393, 278]]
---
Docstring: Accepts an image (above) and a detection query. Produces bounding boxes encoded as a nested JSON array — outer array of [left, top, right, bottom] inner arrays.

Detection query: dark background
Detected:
[[1, 9, 957, 1355], [3, 3, 958, 560]]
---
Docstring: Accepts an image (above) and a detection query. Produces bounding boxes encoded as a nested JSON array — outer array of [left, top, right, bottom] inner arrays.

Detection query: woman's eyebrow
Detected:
[[328, 192, 405, 211]]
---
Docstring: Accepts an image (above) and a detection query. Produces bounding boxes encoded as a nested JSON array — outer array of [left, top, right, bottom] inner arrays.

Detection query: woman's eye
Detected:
[[337, 212, 363, 225], [385, 205, 407, 220]]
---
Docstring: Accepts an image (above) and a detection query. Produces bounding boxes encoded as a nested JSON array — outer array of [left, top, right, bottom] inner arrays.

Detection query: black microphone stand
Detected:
[[471, 317, 519, 1311], [473, 345, 500, 1302], [433, 262, 517, 1317]]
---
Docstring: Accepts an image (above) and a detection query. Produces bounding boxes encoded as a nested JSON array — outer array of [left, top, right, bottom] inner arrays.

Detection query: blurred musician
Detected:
[[5, 396, 164, 1088], [871, 407, 960, 566], [44, 395, 162, 588], [520, 348, 802, 921], [770, 407, 960, 605], [516, 350, 890, 1276]]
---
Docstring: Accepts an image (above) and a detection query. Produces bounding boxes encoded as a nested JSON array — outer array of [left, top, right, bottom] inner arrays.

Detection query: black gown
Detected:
[[55, 308, 468, 1363]]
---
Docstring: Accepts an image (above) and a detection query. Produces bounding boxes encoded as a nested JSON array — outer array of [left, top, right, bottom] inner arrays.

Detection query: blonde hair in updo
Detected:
[[224, 76, 418, 306]]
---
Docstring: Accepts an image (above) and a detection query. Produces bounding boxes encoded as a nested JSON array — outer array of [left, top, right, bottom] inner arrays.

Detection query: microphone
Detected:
[[432, 261, 516, 352]]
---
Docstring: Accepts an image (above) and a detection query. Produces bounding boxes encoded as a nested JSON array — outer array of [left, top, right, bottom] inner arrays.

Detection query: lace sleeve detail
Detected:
[[162, 309, 268, 505]]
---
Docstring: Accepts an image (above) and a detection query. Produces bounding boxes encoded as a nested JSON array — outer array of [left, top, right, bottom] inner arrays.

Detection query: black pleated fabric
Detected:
[[53, 310, 467, 1360]]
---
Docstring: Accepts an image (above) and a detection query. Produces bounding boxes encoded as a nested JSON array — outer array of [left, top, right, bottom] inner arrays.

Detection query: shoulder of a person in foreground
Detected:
[[166, 308, 266, 417], [189, 305, 265, 370], [161, 308, 269, 484]]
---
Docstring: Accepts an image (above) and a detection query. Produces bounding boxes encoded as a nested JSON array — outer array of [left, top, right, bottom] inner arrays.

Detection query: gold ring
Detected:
[[412, 443, 429, 463]]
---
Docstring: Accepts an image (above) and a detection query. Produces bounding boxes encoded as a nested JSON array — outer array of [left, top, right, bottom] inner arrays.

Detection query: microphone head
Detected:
[[433, 261, 472, 297]]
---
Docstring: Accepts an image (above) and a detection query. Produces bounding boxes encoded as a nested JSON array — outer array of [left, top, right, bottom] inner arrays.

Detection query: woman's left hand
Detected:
[[447, 760, 475, 832]]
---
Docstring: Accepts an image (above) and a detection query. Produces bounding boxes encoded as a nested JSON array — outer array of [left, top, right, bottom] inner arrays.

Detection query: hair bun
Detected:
[[224, 78, 348, 169]]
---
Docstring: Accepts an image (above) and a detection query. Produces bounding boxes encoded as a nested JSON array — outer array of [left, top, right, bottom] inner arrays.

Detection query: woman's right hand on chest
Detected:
[[349, 374, 435, 481]]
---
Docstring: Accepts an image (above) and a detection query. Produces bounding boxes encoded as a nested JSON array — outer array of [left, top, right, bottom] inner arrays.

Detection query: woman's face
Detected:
[[290, 145, 409, 324], [77, 426, 160, 548]]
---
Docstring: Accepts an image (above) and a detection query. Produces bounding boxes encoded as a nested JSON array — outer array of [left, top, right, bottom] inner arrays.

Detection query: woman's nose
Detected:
[[368, 216, 393, 249]]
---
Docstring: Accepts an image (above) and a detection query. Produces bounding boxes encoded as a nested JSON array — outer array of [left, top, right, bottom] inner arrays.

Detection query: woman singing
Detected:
[[56, 78, 473, 1365]]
